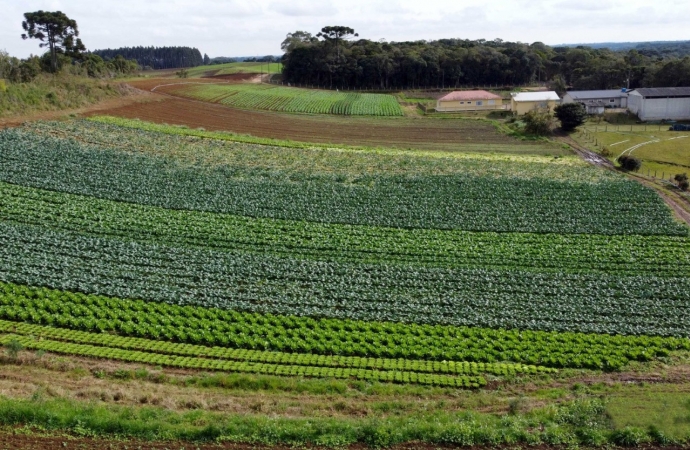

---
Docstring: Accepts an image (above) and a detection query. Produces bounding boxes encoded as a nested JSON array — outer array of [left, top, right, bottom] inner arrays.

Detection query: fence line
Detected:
[[583, 125, 667, 133]]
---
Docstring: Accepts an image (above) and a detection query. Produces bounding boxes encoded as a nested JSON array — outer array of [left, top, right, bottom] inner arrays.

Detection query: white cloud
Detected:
[[270, 0, 338, 17], [0, 0, 688, 58]]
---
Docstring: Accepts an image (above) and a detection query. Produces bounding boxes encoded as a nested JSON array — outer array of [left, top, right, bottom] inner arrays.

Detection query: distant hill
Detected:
[[557, 40, 690, 57]]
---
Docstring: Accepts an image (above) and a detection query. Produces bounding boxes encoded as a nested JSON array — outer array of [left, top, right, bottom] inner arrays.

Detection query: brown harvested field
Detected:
[[93, 80, 562, 153]]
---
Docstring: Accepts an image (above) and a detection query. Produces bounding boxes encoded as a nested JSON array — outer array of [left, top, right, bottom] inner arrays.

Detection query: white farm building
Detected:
[[628, 87, 690, 121]]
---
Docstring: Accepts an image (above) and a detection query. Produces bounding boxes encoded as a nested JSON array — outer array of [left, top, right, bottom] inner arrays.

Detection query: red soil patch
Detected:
[[91, 93, 535, 151]]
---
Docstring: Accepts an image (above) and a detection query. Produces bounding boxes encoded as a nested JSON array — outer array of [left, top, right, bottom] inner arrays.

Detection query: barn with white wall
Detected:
[[628, 87, 690, 121], [562, 89, 629, 114]]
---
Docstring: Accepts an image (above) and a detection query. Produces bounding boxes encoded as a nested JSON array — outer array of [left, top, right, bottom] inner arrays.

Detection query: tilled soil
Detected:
[[92, 96, 538, 152], [0, 432, 684, 450]]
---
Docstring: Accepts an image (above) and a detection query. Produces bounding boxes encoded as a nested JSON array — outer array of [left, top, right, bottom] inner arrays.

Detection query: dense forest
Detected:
[[93, 46, 204, 70], [281, 28, 690, 90]]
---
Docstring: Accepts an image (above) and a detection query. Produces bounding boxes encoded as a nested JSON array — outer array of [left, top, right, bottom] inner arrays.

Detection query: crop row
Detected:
[[2, 222, 689, 337], [0, 334, 486, 388], [50, 118, 601, 182], [0, 320, 551, 376], [174, 84, 404, 116], [0, 128, 685, 236], [2, 182, 687, 276], [1, 282, 687, 370]]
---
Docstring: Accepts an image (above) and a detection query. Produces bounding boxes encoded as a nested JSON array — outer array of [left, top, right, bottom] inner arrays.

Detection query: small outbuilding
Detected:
[[562, 89, 629, 114], [435, 90, 503, 112], [628, 87, 690, 121], [510, 91, 560, 115]]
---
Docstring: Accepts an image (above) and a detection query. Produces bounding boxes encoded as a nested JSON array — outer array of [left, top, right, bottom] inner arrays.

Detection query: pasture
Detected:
[[582, 126, 690, 176], [146, 61, 284, 79], [0, 118, 688, 446]]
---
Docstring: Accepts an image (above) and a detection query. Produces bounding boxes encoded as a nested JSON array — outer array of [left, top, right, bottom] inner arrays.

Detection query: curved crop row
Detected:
[[28, 119, 624, 183], [0, 129, 685, 236], [2, 222, 689, 337], [0, 334, 486, 388], [0, 320, 551, 376], [2, 182, 687, 276], [2, 282, 687, 370], [170, 84, 404, 116]]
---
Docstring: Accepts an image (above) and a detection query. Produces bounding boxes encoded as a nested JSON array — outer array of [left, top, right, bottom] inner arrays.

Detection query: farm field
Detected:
[[141, 61, 283, 79], [0, 118, 689, 446], [94, 90, 568, 154], [156, 82, 404, 116], [199, 61, 283, 77]]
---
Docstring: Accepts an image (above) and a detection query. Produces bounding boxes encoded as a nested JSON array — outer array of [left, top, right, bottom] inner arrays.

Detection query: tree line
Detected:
[[281, 27, 690, 91], [92, 46, 204, 70]]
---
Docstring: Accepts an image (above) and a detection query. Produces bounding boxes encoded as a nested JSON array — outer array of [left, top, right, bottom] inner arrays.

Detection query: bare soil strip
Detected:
[[91, 98, 544, 152]]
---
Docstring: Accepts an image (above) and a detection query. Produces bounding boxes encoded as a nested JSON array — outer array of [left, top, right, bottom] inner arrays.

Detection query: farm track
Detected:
[[96, 79, 550, 152]]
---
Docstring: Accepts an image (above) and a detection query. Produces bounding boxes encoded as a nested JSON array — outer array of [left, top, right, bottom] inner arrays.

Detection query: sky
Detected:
[[1, 0, 688, 58]]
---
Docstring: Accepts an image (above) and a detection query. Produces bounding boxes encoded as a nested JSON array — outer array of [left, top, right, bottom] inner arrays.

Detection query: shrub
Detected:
[[4, 339, 24, 359], [617, 155, 642, 172], [523, 109, 554, 136], [674, 173, 689, 191], [611, 426, 651, 447], [555, 103, 588, 131]]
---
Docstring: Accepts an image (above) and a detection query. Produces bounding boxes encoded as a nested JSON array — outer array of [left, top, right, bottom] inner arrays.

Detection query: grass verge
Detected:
[[0, 395, 681, 447], [0, 76, 131, 118]]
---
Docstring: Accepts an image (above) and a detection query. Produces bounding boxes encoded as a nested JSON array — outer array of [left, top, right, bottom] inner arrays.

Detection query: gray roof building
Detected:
[[562, 89, 629, 113], [628, 87, 690, 121], [632, 87, 690, 98]]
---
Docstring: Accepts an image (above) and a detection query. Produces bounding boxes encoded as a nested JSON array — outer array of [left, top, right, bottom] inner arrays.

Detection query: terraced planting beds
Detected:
[[0, 120, 689, 395], [96, 91, 567, 153], [160, 83, 404, 116]]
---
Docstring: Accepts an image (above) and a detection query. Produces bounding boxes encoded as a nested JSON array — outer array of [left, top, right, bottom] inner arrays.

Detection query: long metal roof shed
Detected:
[[632, 87, 690, 98], [566, 90, 628, 100]]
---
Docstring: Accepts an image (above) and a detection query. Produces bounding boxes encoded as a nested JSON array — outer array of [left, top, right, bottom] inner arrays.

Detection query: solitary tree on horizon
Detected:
[[317, 26, 358, 59], [22, 10, 85, 72]]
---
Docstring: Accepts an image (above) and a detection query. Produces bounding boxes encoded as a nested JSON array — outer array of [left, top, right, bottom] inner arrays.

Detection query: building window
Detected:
[[609, 99, 615, 103], [477, 101, 483, 106], [488, 100, 496, 105]]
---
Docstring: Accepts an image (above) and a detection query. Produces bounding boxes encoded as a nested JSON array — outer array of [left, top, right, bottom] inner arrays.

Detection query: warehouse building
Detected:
[[435, 90, 504, 112], [562, 89, 629, 114], [510, 91, 561, 115], [628, 87, 690, 121]]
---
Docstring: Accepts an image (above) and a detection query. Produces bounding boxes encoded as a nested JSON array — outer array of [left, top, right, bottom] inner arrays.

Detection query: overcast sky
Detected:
[[1, 0, 688, 58]]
